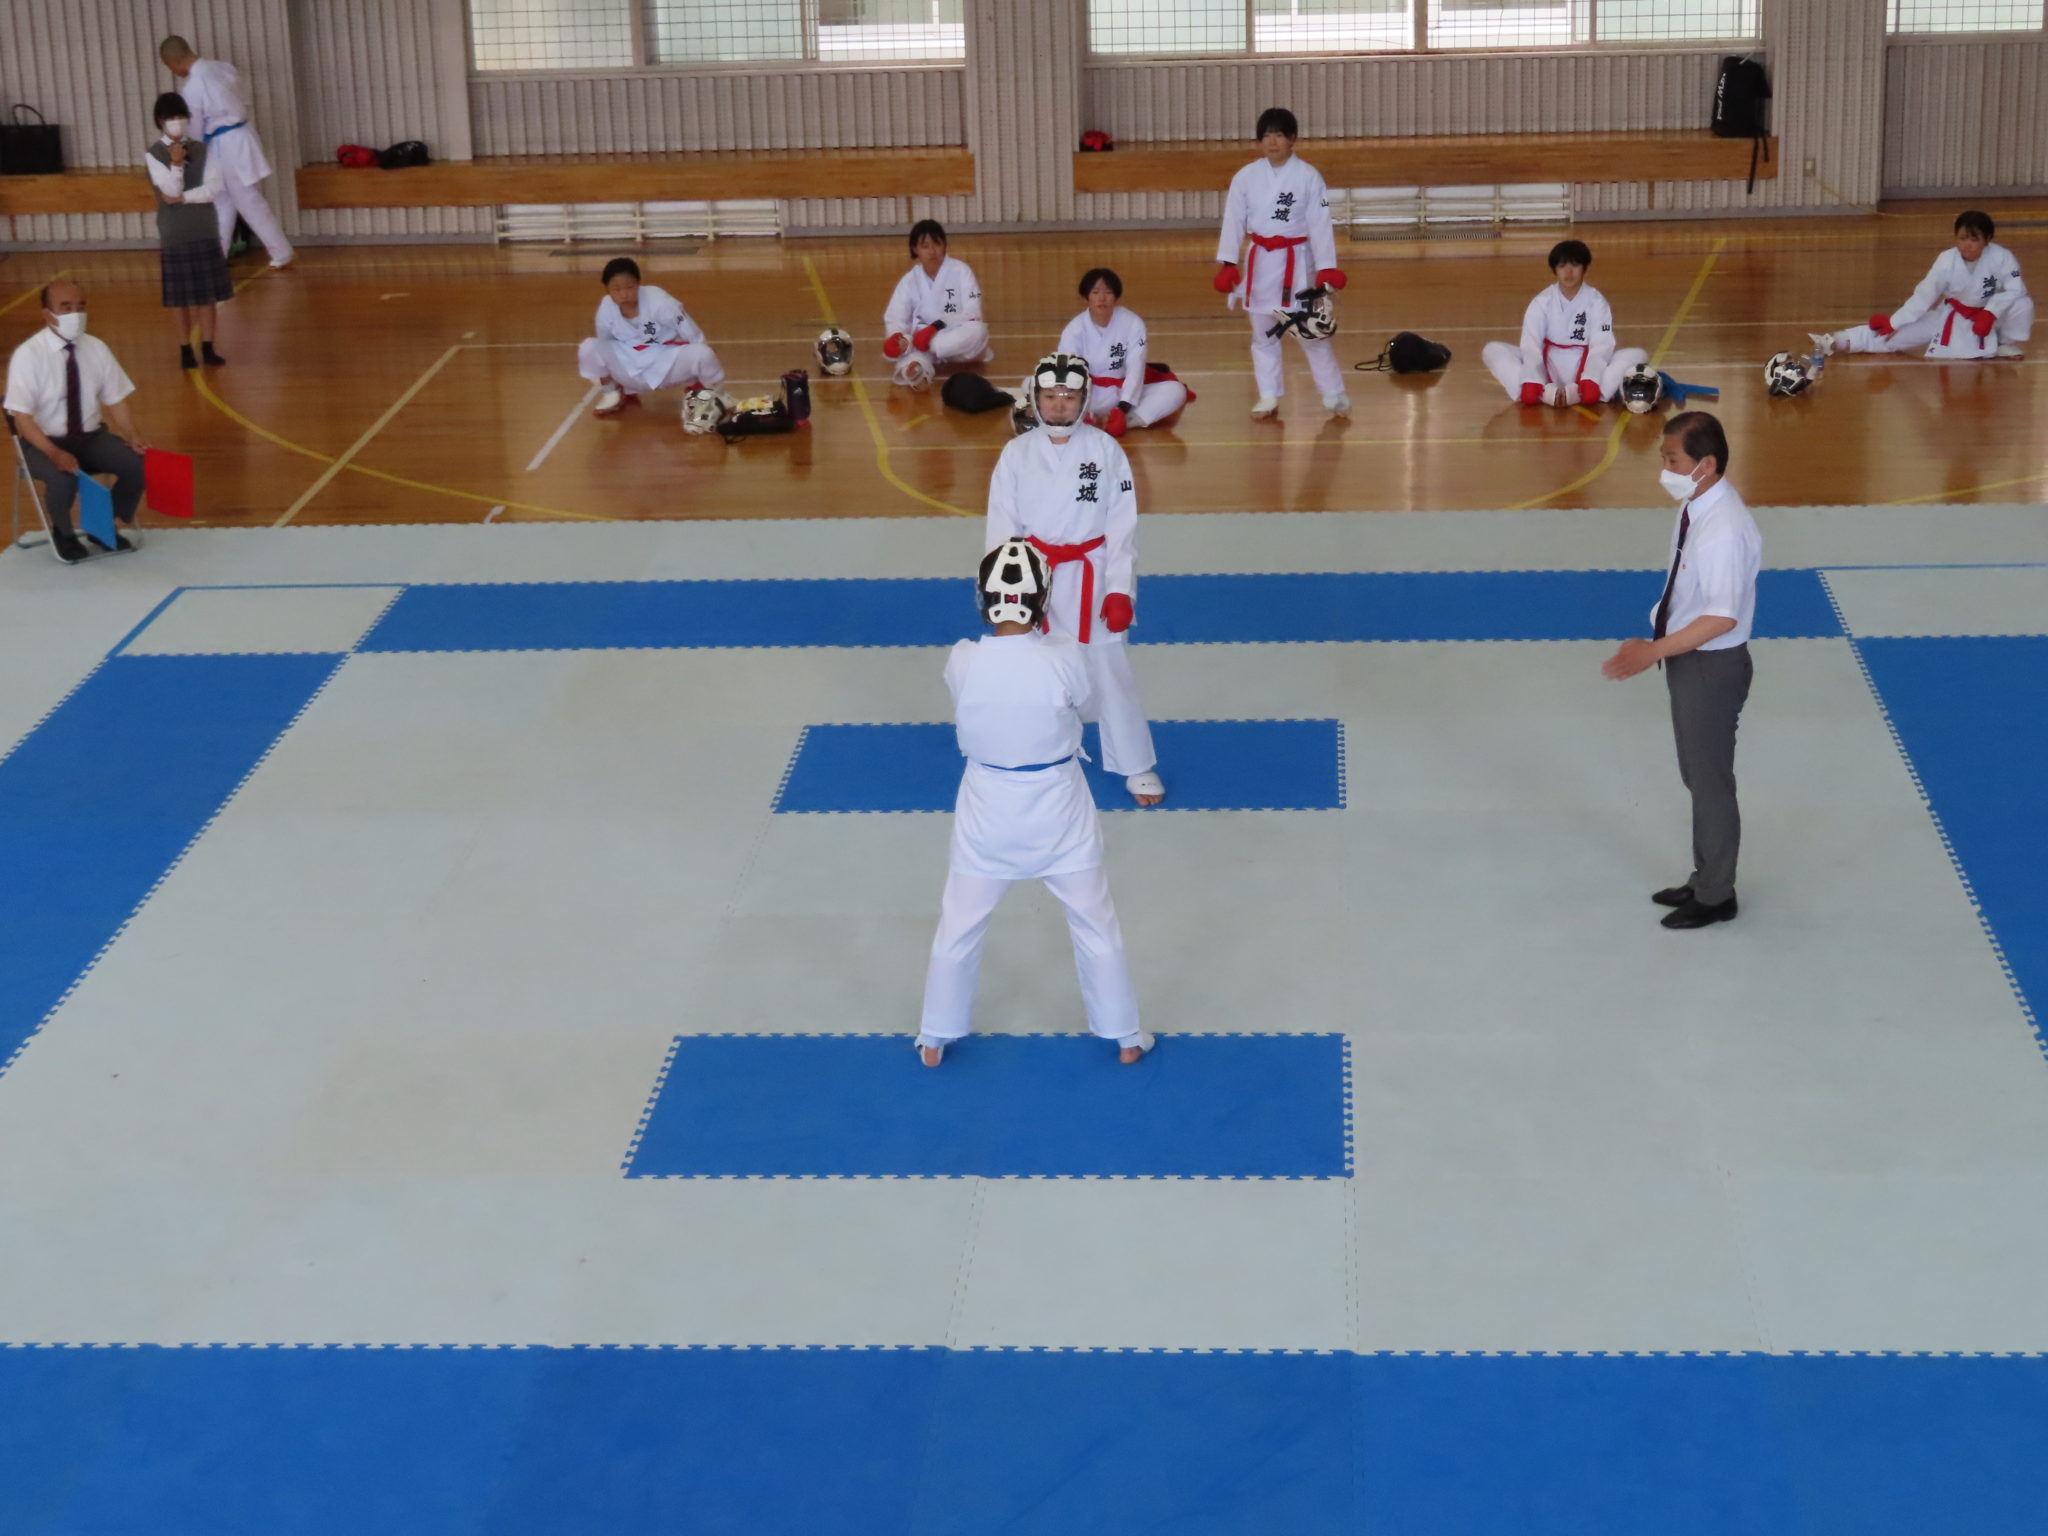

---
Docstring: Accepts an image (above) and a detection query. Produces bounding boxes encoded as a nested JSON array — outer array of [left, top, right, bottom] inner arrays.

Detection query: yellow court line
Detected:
[[274, 346, 465, 525], [0, 270, 68, 318], [1510, 237, 1727, 511], [802, 254, 974, 519], [1882, 469, 2048, 507]]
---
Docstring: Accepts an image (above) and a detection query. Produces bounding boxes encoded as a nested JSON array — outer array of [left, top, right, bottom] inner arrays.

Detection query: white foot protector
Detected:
[[1125, 771, 1164, 802], [894, 354, 935, 391], [1996, 344, 2025, 359], [1118, 1031, 1156, 1062], [1322, 392, 1350, 415], [1250, 396, 1279, 419], [979, 346, 996, 363], [914, 1035, 947, 1067], [1807, 331, 1837, 358], [1540, 383, 1563, 408], [594, 386, 624, 416]]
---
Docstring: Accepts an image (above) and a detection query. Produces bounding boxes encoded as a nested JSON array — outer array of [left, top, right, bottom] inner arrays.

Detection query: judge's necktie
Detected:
[[63, 341, 83, 441], [1651, 506, 1692, 642]]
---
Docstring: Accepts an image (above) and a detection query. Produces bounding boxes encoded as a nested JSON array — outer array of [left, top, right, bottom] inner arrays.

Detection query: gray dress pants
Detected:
[[1665, 643, 1752, 905]]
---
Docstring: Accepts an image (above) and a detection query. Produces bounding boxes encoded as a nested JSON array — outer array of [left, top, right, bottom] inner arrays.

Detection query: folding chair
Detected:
[[5, 410, 52, 556]]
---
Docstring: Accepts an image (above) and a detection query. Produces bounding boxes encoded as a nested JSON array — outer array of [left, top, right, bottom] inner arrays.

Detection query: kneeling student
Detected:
[[883, 219, 991, 389], [577, 257, 725, 418], [1815, 210, 2030, 362], [1056, 267, 1192, 436], [915, 541, 1152, 1069], [1483, 240, 1648, 407]]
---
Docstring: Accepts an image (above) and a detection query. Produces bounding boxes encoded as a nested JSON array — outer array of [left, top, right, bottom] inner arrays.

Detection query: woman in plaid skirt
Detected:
[[144, 92, 233, 370]]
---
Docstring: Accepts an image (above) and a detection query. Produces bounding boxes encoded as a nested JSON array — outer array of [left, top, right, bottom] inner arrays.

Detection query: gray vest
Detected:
[[147, 140, 216, 247]]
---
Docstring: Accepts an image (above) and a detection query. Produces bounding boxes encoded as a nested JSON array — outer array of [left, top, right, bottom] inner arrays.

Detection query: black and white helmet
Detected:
[[1269, 286, 1337, 342], [1619, 362, 1663, 415], [814, 327, 854, 377], [1029, 351, 1089, 428], [979, 539, 1049, 628], [1010, 377, 1038, 436], [1764, 351, 1815, 398]]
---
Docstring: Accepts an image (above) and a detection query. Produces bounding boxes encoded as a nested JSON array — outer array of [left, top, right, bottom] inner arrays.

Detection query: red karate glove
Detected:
[[883, 332, 909, 359], [1518, 382, 1544, 406], [1100, 403, 1129, 438], [1100, 593, 1134, 634], [912, 321, 944, 351], [1972, 309, 1996, 338], [1577, 377, 1603, 405], [1315, 269, 1347, 291], [1869, 314, 1895, 337], [1213, 263, 1239, 294]]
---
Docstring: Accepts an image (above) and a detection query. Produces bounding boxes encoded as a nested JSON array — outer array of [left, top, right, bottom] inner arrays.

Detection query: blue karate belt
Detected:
[[203, 121, 245, 143], [983, 755, 1074, 772]]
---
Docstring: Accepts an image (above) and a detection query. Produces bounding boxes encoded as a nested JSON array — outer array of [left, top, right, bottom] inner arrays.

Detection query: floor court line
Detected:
[[274, 345, 465, 526], [0, 269, 66, 317], [525, 384, 599, 472]]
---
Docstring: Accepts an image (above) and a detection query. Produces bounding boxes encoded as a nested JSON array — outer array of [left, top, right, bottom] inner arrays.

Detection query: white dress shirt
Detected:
[[1653, 476, 1761, 649], [4, 327, 137, 439], [144, 136, 224, 203]]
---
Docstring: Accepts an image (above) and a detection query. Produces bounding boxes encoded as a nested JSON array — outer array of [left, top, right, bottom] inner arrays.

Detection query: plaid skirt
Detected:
[[160, 236, 233, 308]]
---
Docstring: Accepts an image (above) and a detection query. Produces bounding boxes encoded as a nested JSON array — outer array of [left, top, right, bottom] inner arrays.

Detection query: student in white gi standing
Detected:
[[1602, 411, 1762, 931], [883, 220, 992, 391], [577, 257, 726, 420], [1055, 268, 1193, 437], [1813, 209, 2030, 362], [1482, 240, 1650, 407], [1214, 107, 1348, 421], [916, 541, 1153, 1069], [158, 35, 294, 271], [988, 353, 1164, 805]]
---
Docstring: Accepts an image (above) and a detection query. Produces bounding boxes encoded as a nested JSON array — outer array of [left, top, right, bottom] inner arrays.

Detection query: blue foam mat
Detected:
[[626, 1033, 1351, 1178], [774, 718, 1344, 813]]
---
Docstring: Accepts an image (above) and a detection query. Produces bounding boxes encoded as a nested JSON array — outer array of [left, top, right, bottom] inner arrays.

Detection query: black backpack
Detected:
[[1357, 332, 1453, 376], [1711, 57, 1772, 192], [379, 140, 431, 170], [940, 372, 1015, 414]]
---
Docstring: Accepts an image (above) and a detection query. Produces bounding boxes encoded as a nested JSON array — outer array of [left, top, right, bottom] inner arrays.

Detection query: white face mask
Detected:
[[52, 310, 87, 342], [1658, 465, 1702, 502], [163, 119, 189, 139]]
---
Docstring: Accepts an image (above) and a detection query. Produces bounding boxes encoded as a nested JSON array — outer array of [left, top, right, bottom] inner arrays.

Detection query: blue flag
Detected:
[[74, 472, 116, 549]]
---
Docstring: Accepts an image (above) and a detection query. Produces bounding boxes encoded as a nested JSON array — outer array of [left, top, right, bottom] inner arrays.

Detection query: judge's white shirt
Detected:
[[4, 327, 137, 439], [180, 57, 274, 183], [1517, 282, 1617, 382], [1216, 156, 1338, 314], [1889, 241, 2029, 327], [1057, 306, 1151, 407], [1652, 476, 1761, 650], [884, 257, 984, 337], [986, 424, 1138, 642], [944, 632, 1102, 880]]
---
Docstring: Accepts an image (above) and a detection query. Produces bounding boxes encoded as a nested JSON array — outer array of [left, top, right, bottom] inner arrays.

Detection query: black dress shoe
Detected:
[[51, 529, 89, 564], [180, 344, 198, 370], [202, 342, 226, 366], [1662, 896, 1738, 930], [1652, 885, 1694, 907]]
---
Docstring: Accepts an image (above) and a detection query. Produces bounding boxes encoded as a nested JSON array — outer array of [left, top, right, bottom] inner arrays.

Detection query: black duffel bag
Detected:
[[0, 104, 63, 176]]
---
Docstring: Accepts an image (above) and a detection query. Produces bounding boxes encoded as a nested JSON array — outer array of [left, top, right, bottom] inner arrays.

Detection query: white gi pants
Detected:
[[577, 337, 725, 393], [919, 865, 1142, 1045], [1831, 296, 2034, 358], [1081, 636, 1156, 778], [1481, 341, 1649, 402], [213, 173, 294, 267], [1087, 380, 1190, 428], [925, 321, 991, 365], [1249, 313, 1345, 401]]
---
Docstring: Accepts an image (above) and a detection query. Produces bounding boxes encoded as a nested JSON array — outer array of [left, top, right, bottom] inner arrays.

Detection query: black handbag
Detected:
[[0, 104, 64, 176], [378, 140, 431, 170]]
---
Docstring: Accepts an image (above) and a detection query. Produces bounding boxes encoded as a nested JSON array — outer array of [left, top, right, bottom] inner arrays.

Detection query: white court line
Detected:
[[527, 385, 600, 472], [484, 505, 506, 523], [274, 345, 462, 527]]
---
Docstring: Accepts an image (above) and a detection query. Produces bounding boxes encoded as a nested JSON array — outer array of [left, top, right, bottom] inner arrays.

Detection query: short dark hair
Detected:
[[1256, 107, 1299, 141], [1077, 267, 1122, 301], [600, 257, 640, 285], [153, 92, 190, 127], [908, 218, 947, 256], [1664, 410, 1730, 476], [1954, 209, 1995, 241], [1548, 239, 1592, 271]]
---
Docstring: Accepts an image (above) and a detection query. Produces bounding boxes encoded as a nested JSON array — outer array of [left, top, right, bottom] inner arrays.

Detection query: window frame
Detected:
[[464, 0, 969, 76], [1884, 0, 2048, 35]]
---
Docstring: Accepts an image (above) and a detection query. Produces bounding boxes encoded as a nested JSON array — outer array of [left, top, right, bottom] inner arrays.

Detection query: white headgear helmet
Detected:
[[1763, 351, 1815, 398], [1619, 362, 1663, 415], [1269, 286, 1337, 342], [1030, 352, 1089, 426], [979, 539, 1049, 628], [681, 387, 728, 435], [814, 327, 854, 377]]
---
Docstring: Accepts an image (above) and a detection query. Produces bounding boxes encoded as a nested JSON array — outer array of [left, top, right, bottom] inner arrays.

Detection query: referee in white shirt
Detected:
[[3, 280, 150, 564], [1602, 411, 1761, 930]]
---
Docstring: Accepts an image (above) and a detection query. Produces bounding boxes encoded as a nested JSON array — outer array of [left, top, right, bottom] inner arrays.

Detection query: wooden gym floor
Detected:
[[4, 199, 2041, 527]]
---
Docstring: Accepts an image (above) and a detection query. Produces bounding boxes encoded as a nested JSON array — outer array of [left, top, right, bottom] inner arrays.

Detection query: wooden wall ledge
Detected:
[[1074, 130, 1778, 194], [0, 170, 154, 217]]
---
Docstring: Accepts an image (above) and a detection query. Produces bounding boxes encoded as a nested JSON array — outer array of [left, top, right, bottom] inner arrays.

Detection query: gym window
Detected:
[[468, 0, 966, 72], [1886, 0, 2047, 32], [1085, 0, 1762, 57]]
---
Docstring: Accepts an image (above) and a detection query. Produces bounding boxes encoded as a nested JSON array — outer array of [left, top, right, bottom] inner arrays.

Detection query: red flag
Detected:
[[144, 448, 194, 518]]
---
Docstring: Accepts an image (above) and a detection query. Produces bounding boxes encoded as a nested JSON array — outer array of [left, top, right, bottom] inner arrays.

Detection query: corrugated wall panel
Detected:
[[1883, 38, 2048, 194], [960, 0, 1078, 225], [292, 0, 472, 163]]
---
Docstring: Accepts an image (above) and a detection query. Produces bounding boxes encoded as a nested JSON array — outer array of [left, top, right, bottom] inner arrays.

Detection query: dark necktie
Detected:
[[1651, 506, 1691, 642], [63, 341, 83, 441]]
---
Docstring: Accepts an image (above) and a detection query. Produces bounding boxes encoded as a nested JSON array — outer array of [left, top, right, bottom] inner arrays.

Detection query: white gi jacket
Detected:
[[592, 286, 711, 392], [1887, 242, 2029, 345], [1517, 282, 1617, 386], [986, 424, 1138, 647], [180, 58, 273, 185], [884, 257, 984, 337], [1216, 156, 1339, 315], [1057, 306, 1153, 413]]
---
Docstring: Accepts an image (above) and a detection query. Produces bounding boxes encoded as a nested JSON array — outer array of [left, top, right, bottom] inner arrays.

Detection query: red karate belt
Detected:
[[1542, 339, 1589, 382], [1941, 297, 1994, 347], [1244, 231, 1308, 308], [1027, 534, 1108, 644], [1090, 375, 1122, 389], [631, 340, 688, 350]]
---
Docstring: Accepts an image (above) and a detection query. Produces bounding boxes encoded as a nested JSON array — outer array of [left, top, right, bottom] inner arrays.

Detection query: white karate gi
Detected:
[[1217, 155, 1346, 401], [987, 423, 1157, 779], [576, 285, 725, 394], [1830, 242, 2033, 359], [919, 632, 1141, 1047], [1481, 282, 1648, 403], [884, 256, 991, 370], [1056, 306, 1191, 428], [179, 57, 293, 267]]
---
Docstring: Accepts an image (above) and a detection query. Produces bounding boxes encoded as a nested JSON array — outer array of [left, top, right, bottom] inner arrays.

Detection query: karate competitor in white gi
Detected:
[[1482, 240, 1650, 406], [1815, 210, 2031, 362], [915, 541, 1153, 1069], [883, 219, 992, 390], [576, 257, 726, 418], [1214, 107, 1349, 420], [158, 35, 294, 271], [988, 353, 1164, 806], [1056, 267, 1193, 437]]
